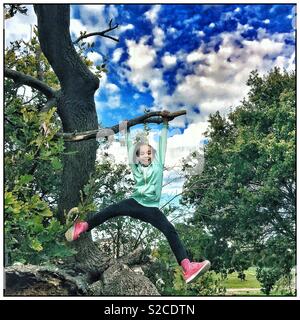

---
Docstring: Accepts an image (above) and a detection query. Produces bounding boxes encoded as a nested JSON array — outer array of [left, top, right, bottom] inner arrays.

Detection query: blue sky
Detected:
[[69, 3, 296, 204], [67, 4, 295, 129], [4, 3, 296, 205]]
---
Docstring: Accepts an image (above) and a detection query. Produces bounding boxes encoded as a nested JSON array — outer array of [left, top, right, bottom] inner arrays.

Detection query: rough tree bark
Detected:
[[5, 245, 159, 296], [34, 5, 99, 223], [32, 5, 110, 276]]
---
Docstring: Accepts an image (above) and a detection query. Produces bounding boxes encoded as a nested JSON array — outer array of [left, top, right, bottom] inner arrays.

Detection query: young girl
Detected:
[[65, 111, 211, 283]]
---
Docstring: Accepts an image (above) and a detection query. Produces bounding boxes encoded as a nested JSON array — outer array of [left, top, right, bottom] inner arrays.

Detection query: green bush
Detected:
[[5, 188, 76, 265]]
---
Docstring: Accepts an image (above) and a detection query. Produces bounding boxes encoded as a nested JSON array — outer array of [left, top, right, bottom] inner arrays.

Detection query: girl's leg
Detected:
[[66, 197, 210, 283], [65, 198, 139, 241], [133, 206, 189, 265], [88, 198, 189, 264], [140, 207, 211, 283], [86, 198, 141, 230]]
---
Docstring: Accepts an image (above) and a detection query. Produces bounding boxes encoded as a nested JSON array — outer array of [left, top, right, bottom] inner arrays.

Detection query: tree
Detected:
[[4, 4, 185, 295], [5, 24, 70, 266], [181, 68, 296, 294]]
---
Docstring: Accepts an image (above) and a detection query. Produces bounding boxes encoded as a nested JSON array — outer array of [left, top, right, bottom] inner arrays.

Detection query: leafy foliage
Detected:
[[4, 35, 75, 265], [4, 4, 28, 19], [4, 103, 75, 265], [180, 68, 296, 295], [5, 189, 76, 265]]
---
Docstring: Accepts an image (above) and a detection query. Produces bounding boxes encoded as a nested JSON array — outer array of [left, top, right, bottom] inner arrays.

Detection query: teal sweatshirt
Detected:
[[125, 123, 168, 208]]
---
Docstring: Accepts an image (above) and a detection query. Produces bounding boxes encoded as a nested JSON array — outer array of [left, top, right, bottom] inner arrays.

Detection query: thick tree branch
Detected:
[[55, 110, 186, 142], [5, 68, 57, 100], [74, 20, 119, 44]]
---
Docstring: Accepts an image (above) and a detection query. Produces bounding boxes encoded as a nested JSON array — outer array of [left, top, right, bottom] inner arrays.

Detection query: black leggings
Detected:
[[87, 198, 188, 264]]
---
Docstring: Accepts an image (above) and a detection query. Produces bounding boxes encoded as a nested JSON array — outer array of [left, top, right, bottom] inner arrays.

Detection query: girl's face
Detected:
[[137, 145, 154, 166]]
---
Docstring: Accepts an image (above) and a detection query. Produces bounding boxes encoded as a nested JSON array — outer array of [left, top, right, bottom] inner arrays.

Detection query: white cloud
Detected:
[[98, 72, 108, 87], [197, 31, 205, 37], [209, 22, 215, 28], [17, 85, 33, 101], [136, 104, 147, 113], [162, 53, 177, 69], [112, 47, 123, 63], [87, 51, 103, 64], [96, 140, 128, 165], [107, 4, 119, 20], [124, 36, 176, 107], [186, 46, 205, 63], [79, 5, 106, 27], [118, 24, 134, 34], [124, 37, 167, 101], [166, 122, 208, 168], [158, 23, 295, 121], [242, 37, 284, 58], [263, 19, 270, 24], [107, 94, 121, 109], [126, 37, 156, 72], [153, 26, 165, 48], [286, 52, 295, 72], [70, 17, 88, 41], [167, 27, 177, 34], [96, 80, 121, 110], [95, 72, 108, 98], [144, 5, 161, 24], [5, 5, 37, 46], [105, 83, 120, 93]]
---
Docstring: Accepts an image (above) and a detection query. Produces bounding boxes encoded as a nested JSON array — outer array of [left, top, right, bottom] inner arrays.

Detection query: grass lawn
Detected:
[[213, 267, 295, 296], [222, 267, 261, 289], [211, 267, 263, 295], [209, 267, 295, 296]]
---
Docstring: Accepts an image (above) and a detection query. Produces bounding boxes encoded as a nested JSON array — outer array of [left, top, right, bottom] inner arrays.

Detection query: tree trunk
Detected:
[[4, 246, 159, 296], [34, 5, 99, 223], [33, 4, 105, 272]]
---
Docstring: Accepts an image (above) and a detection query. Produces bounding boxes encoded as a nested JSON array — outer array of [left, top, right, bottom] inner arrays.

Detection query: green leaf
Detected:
[[19, 174, 34, 184], [51, 157, 62, 170], [30, 239, 43, 252], [4, 191, 15, 206], [38, 208, 53, 217]]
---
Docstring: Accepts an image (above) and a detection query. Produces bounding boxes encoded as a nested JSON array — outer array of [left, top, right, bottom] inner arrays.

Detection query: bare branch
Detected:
[[5, 68, 56, 100], [55, 110, 187, 142], [159, 192, 183, 211], [73, 22, 119, 44], [22, 94, 40, 105], [162, 174, 184, 188], [159, 178, 200, 210]]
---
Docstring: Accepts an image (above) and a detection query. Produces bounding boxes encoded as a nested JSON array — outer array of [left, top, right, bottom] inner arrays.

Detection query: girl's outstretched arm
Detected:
[[158, 112, 170, 165], [122, 122, 138, 172]]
